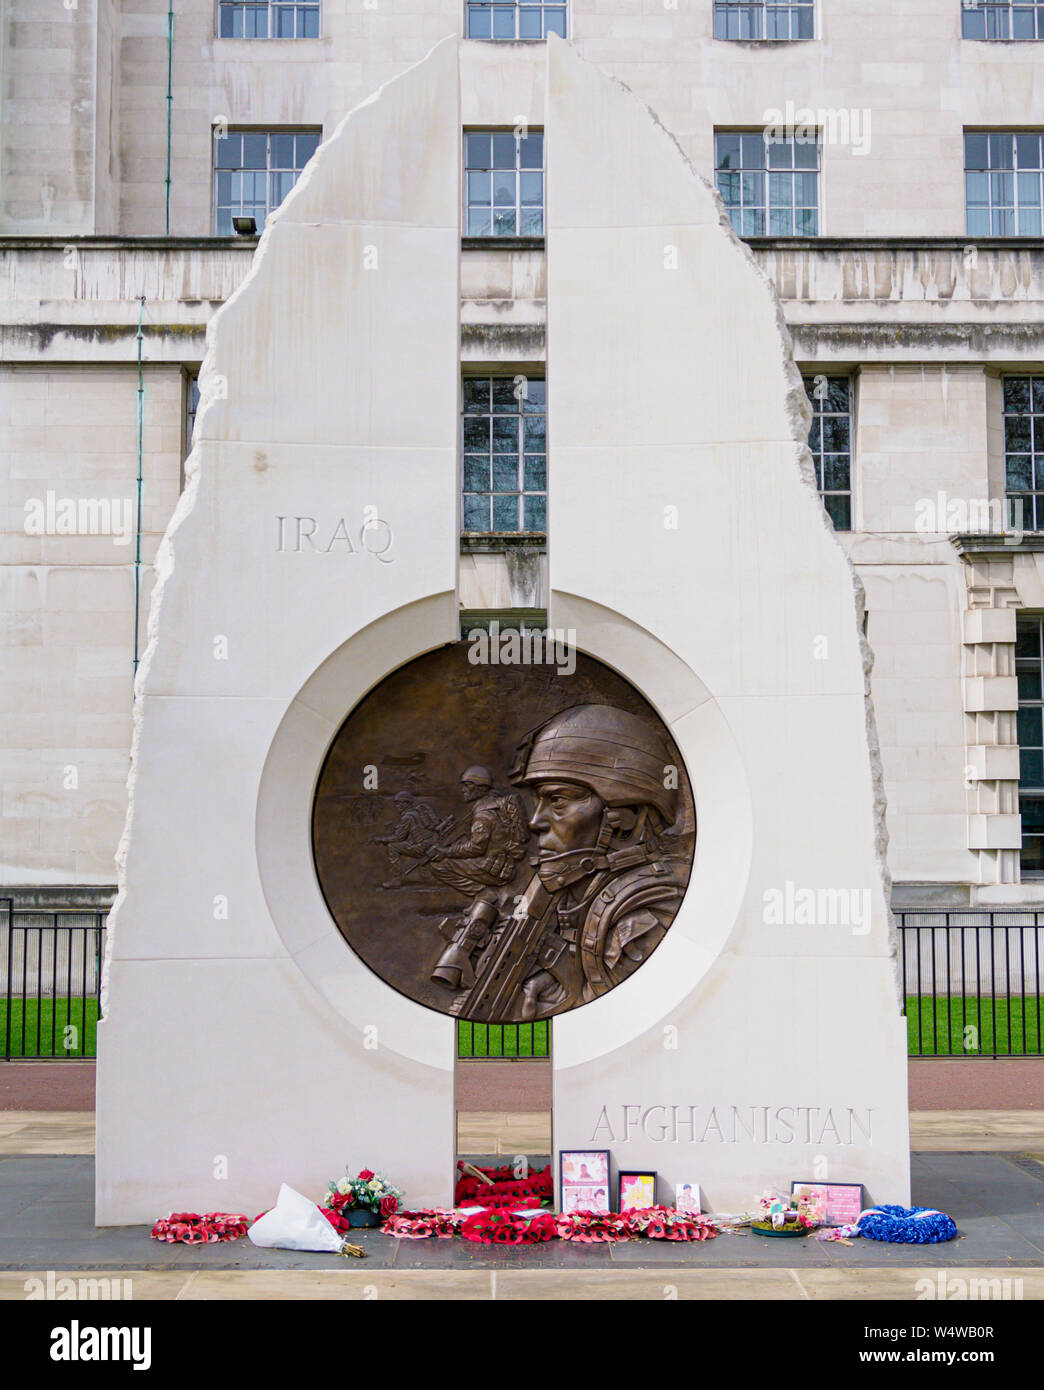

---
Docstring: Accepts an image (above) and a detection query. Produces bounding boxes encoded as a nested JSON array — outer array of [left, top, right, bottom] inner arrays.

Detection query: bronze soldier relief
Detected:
[[312, 644, 694, 1023]]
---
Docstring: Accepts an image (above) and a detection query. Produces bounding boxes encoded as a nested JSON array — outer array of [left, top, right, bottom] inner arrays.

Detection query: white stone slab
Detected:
[[546, 37, 909, 1211], [96, 39, 461, 1226]]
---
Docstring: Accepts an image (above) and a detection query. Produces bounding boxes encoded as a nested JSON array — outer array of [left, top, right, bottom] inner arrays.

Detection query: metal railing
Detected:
[[0, 900, 106, 1059], [896, 911, 1044, 1058], [457, 1020, 549, 1060]]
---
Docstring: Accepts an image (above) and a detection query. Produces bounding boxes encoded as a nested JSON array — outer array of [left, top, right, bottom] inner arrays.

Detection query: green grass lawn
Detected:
[[905, 994, 1043, 1057], [0, 998, 99, 1058], [457, 1020, 549, 1059]]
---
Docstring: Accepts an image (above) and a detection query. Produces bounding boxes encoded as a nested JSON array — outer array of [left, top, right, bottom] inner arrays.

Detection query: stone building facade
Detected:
[[3, 0, 1044, 910]]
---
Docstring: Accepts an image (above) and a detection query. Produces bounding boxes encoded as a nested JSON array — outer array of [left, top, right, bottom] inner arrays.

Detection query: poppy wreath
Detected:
[[382, 1209, 462, 1239], [621, 1206, 719, 1241], [555, 1210, 633, 1243], [150, 1212, 250, 1244], [460, 1207, 558, 1245], [454, 1163, 554, 1207]]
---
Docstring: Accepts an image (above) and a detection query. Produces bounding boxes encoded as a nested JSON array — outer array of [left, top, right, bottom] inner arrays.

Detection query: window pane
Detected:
[[519, 7, 541, 37], [463, 455, 489, 491], [716, 133, 741, 170], [742, 207, 766, 235], [466, 134, 490, 170], [296, 132, 320, 164], [468, 170, 491, 204], [493, 495, 520, 531], [523, 494, 547, 531], [468, 4, 491, 37], [493, 209, 517, 235], [742, 133, 767, 168], [965, 133, 989, 170], [824, 495, 851, 531], [1017, 133, 1042, 169], [491, 134, 516, 167], [544, 9, 566, 36], [990, 132, 1015, 168], [463, 416, 490, 450], [270, 133, 295, 167], [520, 170, 542, 204], [492, 378, 518, 410], [1005, 376, 1032, 412], [493, 7, 515, 38], [519, 133, 543, 168], [524, 454, 546, 490], [463, 494, 491, 531], [463, 378, 491, 413], [492, 416, 519, 452], [214, 132, 242, 168], [522, 378, 546, 411], [493, 455, 519, 490]]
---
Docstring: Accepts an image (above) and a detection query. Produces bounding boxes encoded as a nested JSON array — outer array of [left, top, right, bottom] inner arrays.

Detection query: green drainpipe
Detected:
[[165, 1, 174, 235], [134, 296, 145, 682]]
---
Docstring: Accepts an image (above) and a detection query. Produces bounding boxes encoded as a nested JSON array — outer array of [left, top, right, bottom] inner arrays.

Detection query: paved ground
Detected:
[[0, 1111, 1041, 1298]]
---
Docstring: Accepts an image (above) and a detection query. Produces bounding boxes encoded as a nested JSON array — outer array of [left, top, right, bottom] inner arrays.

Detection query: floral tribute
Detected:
[[554, 1209, 633, 1243], [460, 1208, 558, 1245], [382, 1209, 463, 1239], [621, 1207, 718, 1241], [454, 1161, 554, 1208], [150, 1212, 250, 1244], [322, 1167, 403, 1232]]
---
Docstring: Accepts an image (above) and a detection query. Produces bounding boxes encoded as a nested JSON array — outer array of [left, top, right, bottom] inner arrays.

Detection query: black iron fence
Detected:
[[0, 900, 106, 1059], [896, 910, 1044, 1058]]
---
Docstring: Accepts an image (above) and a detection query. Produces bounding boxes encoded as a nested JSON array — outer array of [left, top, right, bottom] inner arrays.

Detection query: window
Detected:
[[466, 1, 566, 38], [962, 1, 1044, 39], [1016, 615, 1044, 873], [1003, 377, 1044, 530], [965, 132, 1044, 236], [713, 1, 814, 39], [803, 376, 852, 530], [213, 129, 320, 234], [465, 130, 544, 237], [716, 131, 819, 236], [462, 376, 546, 533], [218, 1, 320, 38]]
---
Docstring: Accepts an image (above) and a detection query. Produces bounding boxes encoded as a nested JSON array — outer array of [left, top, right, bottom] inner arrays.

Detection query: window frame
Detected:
[[962, 0, 1044, 40], [803, 374, 853, 531], [965, 130, 1044, 237], [464, 128, 545, 239], [712, 0, 815, 41], [464, 0, 568, 40], [216, 0, 321, 40], [1015, 613, 1044, 877], [1002, 374, 1044, 532], [461, 373, 547, 536], [212, 127, 322, 235], [716, 128, 822, 238]]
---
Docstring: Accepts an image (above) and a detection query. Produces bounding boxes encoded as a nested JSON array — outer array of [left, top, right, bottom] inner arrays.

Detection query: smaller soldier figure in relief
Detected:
[[374, 790, 439, 887], [426, 766, 529, 897]]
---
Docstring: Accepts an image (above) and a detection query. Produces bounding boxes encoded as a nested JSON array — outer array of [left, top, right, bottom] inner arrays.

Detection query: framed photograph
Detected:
[[618, 1170, 657, 1211], [674, 1181, 701, 1215], [791, 1181, 864, 1227], [559, 1150, 610, 1214]]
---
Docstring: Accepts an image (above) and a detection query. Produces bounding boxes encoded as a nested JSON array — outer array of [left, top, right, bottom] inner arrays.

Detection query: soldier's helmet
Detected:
[[460, 765, 494, 789], [513, 704, 677, 824]]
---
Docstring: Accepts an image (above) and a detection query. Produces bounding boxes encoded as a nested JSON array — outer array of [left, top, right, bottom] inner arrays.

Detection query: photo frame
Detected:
[[790, 1181, 864, 1227], [559, 1150, 611, 1214], [618, 1170, 657, 1211], [674, 1181, 701, 1215]]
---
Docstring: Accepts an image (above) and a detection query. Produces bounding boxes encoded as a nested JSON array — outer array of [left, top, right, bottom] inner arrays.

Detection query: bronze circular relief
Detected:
[[312, 642, 695, 1023]]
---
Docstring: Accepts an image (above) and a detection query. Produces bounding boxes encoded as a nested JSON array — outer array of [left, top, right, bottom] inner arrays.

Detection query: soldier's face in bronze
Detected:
[[460, 777, 484, 802], [528, 781, 605, 857]]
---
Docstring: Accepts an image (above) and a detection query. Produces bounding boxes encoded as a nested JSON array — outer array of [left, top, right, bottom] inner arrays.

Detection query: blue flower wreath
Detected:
[[857, 1205, 957, 1244]]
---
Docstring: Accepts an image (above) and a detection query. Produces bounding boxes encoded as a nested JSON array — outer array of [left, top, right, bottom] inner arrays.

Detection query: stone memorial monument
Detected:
[[96, 36, 909, 1224]]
